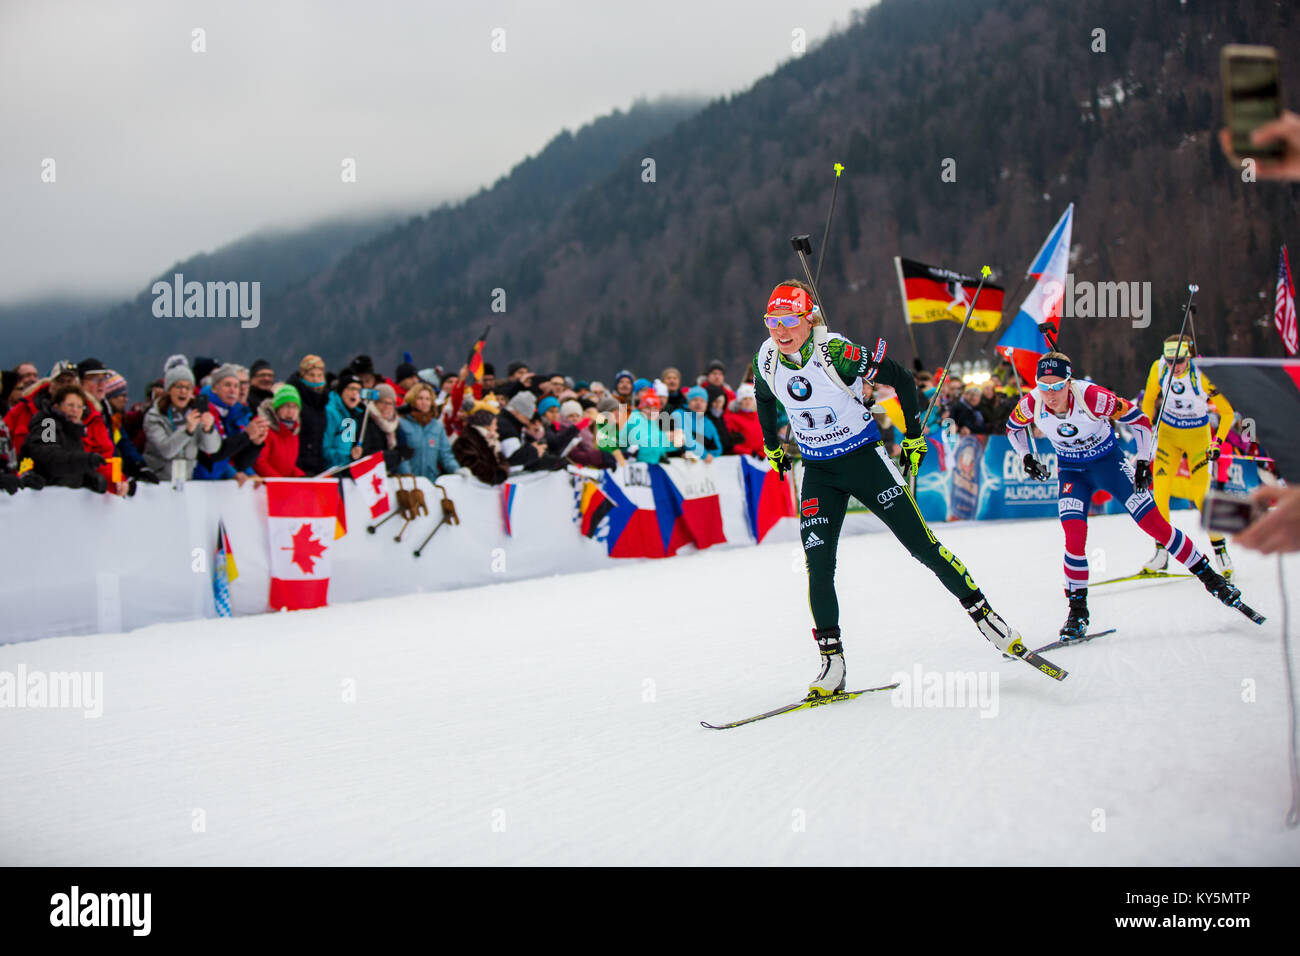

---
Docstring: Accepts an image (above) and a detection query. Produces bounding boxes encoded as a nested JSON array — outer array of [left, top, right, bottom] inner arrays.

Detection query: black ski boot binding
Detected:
[[1059, 588, 1090, 641]]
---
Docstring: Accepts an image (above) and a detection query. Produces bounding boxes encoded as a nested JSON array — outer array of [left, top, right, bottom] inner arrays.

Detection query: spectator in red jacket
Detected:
[[76, 358, 116, 486], [254, 385, 306, 478], [5, 361, 79, 454], [724, 383, 764, 456]]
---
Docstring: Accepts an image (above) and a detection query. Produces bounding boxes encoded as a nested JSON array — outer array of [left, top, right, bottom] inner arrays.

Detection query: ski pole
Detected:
[[1150, 284, 1199, 451], [813, 163, 844, 291], [791, 234, 830, 324], [1007, 357, 1048, 478], [918, 266, 992, 433]]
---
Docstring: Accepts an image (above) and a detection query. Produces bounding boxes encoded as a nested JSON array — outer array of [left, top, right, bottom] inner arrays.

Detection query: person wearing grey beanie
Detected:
[[209, 363, 242, 386], [497, 388, 552, 471], [164, 364, 195, 391]]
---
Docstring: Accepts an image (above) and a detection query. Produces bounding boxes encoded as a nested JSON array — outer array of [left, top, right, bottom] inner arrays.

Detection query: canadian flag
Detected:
[[349, 452, 391, 519], [265, 479, 343, 610]]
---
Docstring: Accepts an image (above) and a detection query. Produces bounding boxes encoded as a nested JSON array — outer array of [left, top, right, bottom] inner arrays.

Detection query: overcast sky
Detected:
[[0, 0, 870, 305]]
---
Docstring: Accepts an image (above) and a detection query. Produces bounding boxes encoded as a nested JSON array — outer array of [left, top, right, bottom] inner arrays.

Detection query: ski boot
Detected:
[[1141, 543, 1169, 573], [963, 592, 1025, 656], [1059, 588, 1090, 641], [1212, 539, 1234, 579], [808, 626, 846, 698], [1189, 556, 1240, 607]]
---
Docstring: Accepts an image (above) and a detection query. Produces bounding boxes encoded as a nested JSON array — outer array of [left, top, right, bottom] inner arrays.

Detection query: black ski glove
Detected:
[[1023, 454, 1050, 481], [1133, 459, 1153, 492]]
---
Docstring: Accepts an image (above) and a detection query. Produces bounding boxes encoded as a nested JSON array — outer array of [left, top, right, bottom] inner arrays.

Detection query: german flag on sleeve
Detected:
[[578, 479, 613, 537], [895, 257, 1004, 332]]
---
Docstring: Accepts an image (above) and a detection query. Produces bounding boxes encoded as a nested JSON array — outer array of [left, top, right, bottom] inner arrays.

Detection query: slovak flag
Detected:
[[265, 479, 343, 610], [349, 452, 391, 519], [997, 203, 1073, 387]]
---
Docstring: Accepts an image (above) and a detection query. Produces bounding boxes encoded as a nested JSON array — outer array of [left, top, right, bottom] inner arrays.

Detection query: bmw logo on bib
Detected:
[[1172, 381, 1185, 394], [787, 375, 811, 401], [1058, 422, 1079, 437]]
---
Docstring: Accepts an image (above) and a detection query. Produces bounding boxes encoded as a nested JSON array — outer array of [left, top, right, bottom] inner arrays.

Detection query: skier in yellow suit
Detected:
[[1140, 334, 1235, 576]]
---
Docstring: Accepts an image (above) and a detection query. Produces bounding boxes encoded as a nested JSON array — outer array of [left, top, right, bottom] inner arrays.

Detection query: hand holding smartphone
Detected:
[[1222, 45, 1283, 160]]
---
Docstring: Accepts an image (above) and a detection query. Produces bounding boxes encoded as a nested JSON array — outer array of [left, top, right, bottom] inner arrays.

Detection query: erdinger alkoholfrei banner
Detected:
[[908, 430, 1256, 523], [1194, 357, 1300, 479]]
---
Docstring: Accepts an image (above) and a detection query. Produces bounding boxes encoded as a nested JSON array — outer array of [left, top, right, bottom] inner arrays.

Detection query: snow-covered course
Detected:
[[2, 511, 1297, 865]]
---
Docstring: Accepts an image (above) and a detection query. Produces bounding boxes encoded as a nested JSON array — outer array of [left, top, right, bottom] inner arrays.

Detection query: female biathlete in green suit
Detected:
[[752, 279, 1027, 697]]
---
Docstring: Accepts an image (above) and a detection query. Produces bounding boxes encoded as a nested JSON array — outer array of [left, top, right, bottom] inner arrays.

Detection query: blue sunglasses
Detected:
[[1037, 377, 1070, 392], [763, 305, 818, 329]]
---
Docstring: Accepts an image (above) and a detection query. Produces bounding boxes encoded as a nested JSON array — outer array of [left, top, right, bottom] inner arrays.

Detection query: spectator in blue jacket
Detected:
[[193, 363, 256, 479], [397, 382, 458, 480], [323, 372, 366, 467], [671, 386, 723, 460]]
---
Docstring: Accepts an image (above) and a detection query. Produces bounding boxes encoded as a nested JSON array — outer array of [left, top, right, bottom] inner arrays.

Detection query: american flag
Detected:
[[1277, 245, 1298, 356]]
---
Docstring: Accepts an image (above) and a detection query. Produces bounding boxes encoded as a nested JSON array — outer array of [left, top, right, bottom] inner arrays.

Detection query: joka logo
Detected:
[[1057, 423, 1079, 437], [787, 375, 811, 401], [877, 485, 903, 504], [802, 498, 819, 517], [1172, 380, 1186, 394], [805, 532, 825, 548]]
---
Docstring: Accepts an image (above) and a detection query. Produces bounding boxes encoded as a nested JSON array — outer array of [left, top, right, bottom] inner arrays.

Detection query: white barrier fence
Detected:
[[1, 458, 807, 645]]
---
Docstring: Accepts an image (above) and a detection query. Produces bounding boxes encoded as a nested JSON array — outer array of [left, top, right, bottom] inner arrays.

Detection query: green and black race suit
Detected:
[[752, 333, 979, 630]]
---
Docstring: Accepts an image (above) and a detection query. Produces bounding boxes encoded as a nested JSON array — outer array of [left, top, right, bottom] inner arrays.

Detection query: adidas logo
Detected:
[[805, 532, 825, 548]]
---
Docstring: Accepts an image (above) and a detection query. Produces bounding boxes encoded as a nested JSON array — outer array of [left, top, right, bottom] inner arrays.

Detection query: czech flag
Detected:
[[740, 456, 795, 543], [653, 462, 727, 552]]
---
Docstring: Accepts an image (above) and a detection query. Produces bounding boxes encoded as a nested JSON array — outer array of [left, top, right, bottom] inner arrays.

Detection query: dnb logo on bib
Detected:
[[787, 375, 811, 401], [1057, 422, 1079, 437]]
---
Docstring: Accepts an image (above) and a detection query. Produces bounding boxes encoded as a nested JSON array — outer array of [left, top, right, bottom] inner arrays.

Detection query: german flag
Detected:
[[465, 326, 490, 386], [895, 257, 1004, 332], [578, 479, 613, 538]]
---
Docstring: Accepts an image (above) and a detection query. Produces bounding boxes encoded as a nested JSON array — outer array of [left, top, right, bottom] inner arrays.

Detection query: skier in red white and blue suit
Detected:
[[1006, 352, 1258, 639]]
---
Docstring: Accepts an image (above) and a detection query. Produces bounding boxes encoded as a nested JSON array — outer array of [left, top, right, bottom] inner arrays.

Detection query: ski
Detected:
[[1090, 570, 1192, 587], [1011, 645, 1068, 681], [700, 682, 899, 730], [1033, 628, 1118, 654], [1003, 628, 1118, 659], [1230, 599, 1266, 626]]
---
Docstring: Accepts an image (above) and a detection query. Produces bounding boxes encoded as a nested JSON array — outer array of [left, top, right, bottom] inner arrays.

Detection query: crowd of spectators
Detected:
[[0, 350, 1272, 497], [0, 352, 786, 494]]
